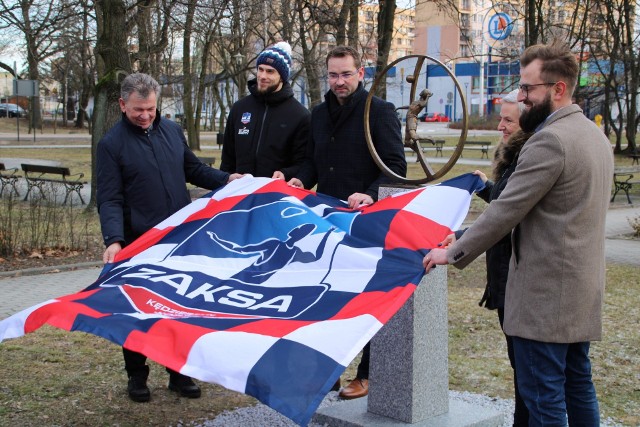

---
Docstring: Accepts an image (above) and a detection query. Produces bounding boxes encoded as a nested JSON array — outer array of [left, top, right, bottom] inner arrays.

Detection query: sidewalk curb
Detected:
[[0, 261, 103, 279]]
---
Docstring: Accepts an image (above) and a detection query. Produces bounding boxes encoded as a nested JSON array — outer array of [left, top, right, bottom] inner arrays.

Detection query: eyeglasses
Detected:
[[328, 71, 358, 81], [518, 82, 557, 96]]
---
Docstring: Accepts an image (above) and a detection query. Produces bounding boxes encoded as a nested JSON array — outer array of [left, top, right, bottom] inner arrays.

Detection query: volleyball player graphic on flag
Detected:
[[0, 174, 483, 426]]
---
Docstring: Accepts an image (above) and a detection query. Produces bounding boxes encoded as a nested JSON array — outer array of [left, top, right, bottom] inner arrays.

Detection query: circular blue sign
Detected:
[[487, 13, 513, 40]]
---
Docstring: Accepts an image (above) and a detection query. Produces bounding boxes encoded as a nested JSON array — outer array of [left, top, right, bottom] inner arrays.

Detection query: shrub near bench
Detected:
[[611, 166, 640, 204], [21, 163, 87, 205], [0, 163, 20, 197]]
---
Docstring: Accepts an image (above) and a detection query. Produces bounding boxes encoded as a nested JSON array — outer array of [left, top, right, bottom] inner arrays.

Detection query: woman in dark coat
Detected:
[[445, 90, 531, 425]]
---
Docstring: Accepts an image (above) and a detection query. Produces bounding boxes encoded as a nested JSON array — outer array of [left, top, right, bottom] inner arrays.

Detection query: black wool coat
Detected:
[[296, 84, 406, 201]]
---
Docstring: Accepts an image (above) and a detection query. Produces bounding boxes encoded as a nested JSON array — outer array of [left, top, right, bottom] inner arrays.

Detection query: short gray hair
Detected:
[[501, 89, 525, 112], [121, 73, 160, 102]]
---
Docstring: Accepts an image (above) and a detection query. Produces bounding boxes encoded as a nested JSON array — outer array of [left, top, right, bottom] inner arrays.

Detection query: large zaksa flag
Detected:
[[0, 174, 482, 426]]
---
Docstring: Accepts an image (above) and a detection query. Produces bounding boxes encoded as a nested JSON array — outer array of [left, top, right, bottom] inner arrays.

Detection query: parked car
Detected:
[[418, 112, 449, 122], [0, 103, 27, 118]]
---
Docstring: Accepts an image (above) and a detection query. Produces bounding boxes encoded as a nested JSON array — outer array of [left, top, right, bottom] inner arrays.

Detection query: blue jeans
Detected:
[[512, 337, 599, 426]]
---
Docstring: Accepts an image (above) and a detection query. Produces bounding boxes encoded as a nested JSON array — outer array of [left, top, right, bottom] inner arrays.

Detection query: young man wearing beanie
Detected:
[[221, 42, 310, 181]]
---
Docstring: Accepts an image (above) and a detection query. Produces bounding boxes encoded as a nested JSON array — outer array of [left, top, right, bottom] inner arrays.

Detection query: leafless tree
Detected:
[[0, 0, 80, 127], [295, 0, 332, 108], [578, 0, 638, 153], [90, 0, 131, 208]]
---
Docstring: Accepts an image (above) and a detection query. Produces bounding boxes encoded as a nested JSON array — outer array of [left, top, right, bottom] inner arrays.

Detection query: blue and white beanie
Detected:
[[256, 41, 292, 82]]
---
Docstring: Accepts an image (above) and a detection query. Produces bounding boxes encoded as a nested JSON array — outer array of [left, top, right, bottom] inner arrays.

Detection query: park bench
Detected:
[[0, 162, 20, 196], [404, 139, 446, 160], [432, 139, 446, 157], [198, 156, 217, 167], [21, 163, 87, 205], [611, 166, 640, 204], [461, 141, 493, 159]]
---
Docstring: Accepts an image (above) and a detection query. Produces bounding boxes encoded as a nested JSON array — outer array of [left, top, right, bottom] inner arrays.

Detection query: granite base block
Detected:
[[312, 396, 504, 427]]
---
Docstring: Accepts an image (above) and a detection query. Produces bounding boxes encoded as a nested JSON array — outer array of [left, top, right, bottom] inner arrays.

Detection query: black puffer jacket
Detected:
[[220, 79, 310, 181], [97, 113, 229, 247]]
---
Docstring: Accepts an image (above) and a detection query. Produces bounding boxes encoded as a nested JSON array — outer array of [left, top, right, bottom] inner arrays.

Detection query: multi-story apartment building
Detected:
[[411, 0, 524, 116], [320, 3, 416, 67]]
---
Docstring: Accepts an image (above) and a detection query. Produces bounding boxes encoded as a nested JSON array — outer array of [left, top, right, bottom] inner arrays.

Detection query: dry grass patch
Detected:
[[0, 326, 255, 426], [0, 262, 637, 425], [447, 259, 640, 425]]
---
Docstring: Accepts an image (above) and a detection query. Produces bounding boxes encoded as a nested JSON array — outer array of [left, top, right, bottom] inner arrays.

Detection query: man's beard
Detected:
[[520, 94, 552, 133], [257, 80, 280, 95]]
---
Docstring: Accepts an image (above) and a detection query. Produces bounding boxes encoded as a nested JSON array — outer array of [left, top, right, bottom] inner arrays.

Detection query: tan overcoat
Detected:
[[448, 104, 614, 343]]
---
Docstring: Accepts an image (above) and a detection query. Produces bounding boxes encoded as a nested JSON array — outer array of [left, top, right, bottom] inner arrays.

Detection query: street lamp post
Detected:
[[464, 82, 469, 115], [234, 52, 245, 98]]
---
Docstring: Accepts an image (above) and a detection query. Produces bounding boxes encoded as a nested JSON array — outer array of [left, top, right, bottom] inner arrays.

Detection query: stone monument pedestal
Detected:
[[312, 186, 504, 426]]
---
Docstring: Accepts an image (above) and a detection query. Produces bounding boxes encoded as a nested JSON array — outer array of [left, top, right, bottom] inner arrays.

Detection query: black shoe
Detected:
[[331, 379, 341, 391], [168, 373, 201, 398], [127, 375, 151, 402]]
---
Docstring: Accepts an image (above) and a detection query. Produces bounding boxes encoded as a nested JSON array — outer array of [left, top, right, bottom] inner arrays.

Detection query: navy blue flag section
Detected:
[[0, 174, 483, 426]]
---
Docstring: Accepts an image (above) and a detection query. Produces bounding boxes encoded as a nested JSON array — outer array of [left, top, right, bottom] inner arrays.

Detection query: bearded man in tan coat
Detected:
[[424, 42, 613, 425]]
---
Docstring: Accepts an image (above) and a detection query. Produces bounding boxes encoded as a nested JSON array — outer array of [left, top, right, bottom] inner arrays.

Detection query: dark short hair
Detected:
[[520, 41, 579, 94], [326, 46, 362, 69], [121, 73, 161, 102]]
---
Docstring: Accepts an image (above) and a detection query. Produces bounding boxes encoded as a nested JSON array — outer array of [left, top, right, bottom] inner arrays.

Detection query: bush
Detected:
[[629, 215, 640, 237], [0, 186, 96, 257]]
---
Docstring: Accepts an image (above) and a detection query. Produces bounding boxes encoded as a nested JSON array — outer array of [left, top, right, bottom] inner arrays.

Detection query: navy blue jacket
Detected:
[[221, 79, 310, 181], [97, 113, 229, 247], [296, 84, 406, 201]]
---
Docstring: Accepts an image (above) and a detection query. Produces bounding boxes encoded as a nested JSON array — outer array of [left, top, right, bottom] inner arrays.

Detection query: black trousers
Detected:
[[123, 347, 180, 378], [498, 308, 529, 426], [355, 342, 370, 379]]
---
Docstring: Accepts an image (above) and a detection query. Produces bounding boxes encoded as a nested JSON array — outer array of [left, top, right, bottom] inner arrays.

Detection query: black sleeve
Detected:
[[365, 100, 407, 200], [295, 116, 318, 189], [96, 137, 125, 247], [220, 110, 236, 173], [476, 180, 494, 203], [279, 110, 311, 181]]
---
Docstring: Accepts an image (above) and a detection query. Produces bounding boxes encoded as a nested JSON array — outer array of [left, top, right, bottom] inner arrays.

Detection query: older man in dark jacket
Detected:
[[289, 46, 406, 399], [97, 72, 241, 404]]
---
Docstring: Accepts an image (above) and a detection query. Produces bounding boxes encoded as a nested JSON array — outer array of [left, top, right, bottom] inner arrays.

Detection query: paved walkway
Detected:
[[0, 205, 638, 320]]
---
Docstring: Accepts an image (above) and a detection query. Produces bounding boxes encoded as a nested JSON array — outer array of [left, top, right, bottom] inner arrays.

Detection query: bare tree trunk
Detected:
[[75, 0, 94, 130], [347, 0, 358, 48], [91, 0, 132, 209], [135, 0, 153, 73], [524, 0, 544, 47], [376, 0, 396, 99], [195, 28, 217, 142], [182, 1, 199, 150], [622, 0, 638, 152], [21, 2, 43, 130], [335, 1, 350, 46], [297, 0, 323, 108]]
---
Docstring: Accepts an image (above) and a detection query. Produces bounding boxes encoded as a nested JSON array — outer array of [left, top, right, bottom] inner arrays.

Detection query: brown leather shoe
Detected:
[[339, 378, 368, 399]]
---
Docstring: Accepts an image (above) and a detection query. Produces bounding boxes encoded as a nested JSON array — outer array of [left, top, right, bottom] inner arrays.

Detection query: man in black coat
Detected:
[[97, 72, 242, 403], [289, 46, 406, 399], [221, 41, 310, 181]]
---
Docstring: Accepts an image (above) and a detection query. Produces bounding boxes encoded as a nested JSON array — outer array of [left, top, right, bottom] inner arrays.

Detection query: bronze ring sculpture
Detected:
[[364, 55, 469, 184]]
